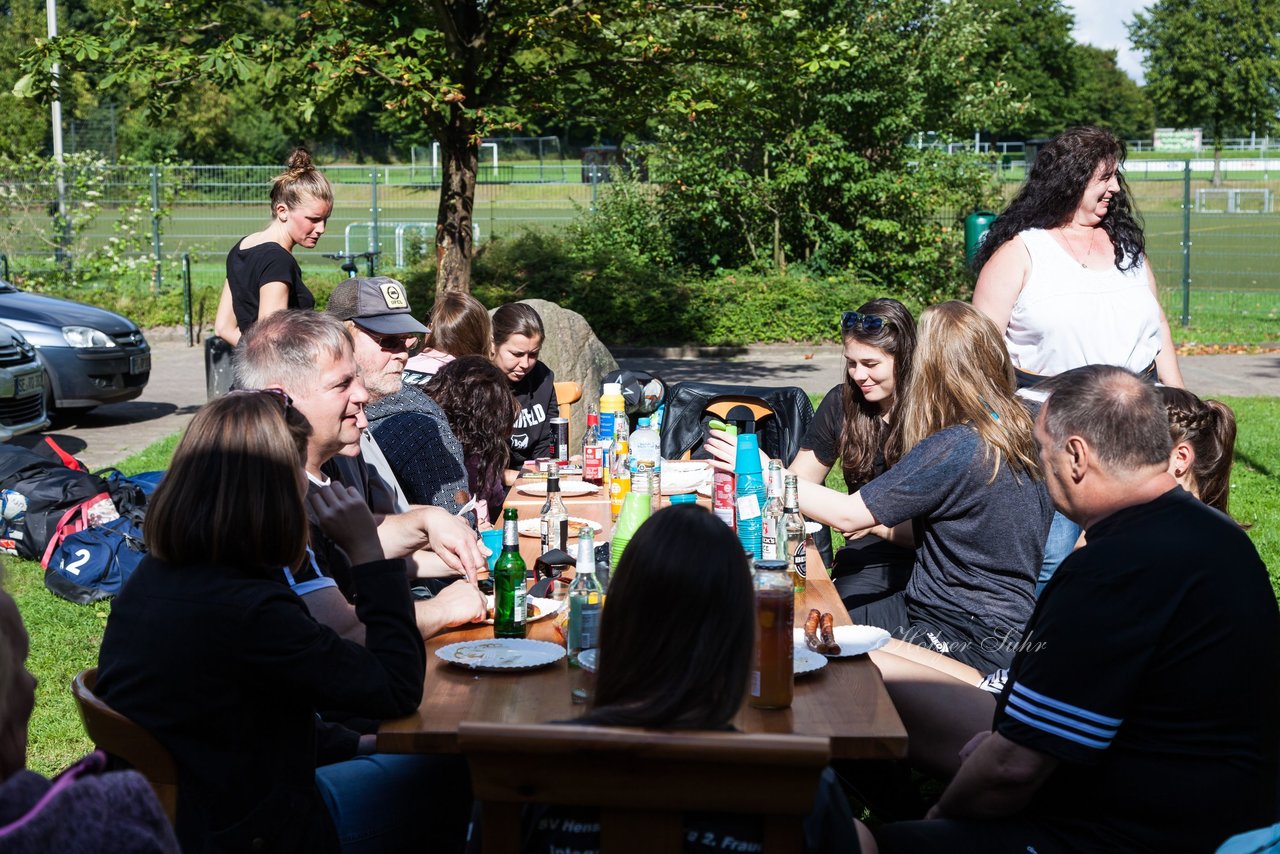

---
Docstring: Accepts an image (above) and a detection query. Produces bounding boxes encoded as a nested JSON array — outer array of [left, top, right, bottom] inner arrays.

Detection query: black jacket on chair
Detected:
[[95, 555, 424, 853]]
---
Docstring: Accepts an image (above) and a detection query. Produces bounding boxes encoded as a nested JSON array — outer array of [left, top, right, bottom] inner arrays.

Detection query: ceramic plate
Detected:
[[793, 624, 892, 657], [484, 595, 564, 624], [436, 639, 566, 671], [576, 648, 599, 673], [515, 480, 599, 497], [793, 647, 828, 675], [516, 517, 604, 539], [660, 461, 711, 495]]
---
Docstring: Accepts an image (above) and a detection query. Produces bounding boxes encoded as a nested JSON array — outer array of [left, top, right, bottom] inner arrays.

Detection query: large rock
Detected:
[[511, 298, 617, 449]]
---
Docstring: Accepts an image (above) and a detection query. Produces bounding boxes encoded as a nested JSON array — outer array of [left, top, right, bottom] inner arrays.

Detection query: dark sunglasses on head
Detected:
[[228, 387, 293, 410], [841, 311, 886, 334]]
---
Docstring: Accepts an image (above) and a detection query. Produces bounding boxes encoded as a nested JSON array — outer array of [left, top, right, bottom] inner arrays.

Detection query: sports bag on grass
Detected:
[[44, 517, 147, 604]]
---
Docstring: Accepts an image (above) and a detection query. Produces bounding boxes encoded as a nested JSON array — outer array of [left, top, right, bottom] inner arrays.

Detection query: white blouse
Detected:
[[1005, 228, 1162, 377]]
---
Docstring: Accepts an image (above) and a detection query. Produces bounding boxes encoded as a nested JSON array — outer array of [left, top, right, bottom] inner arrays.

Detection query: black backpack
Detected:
[[0, 442, 111, 562]]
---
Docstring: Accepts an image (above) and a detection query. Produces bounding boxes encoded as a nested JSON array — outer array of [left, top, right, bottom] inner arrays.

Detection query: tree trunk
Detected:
[[435, 107, 478, 295], [1212, 143, 1224, 188]]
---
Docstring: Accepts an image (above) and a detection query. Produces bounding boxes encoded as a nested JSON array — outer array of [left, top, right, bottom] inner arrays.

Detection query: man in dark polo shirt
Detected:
[[234, 309, 486, 638], [879, 365, 1280, 853]]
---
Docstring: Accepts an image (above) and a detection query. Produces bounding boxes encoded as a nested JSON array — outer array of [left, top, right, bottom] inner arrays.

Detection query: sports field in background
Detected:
[[1, 160, 1279, 343]]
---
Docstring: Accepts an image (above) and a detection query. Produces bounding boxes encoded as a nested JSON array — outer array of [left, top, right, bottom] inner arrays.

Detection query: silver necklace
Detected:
[[1059, 226, 1095, 268]]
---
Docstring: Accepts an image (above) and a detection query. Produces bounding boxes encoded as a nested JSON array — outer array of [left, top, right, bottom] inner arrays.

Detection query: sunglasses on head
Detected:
[[228, 387, 293, 410], [841, 311, 886, 334]]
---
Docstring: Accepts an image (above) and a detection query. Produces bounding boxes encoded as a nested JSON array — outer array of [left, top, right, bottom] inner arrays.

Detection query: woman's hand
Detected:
[[307, 483, 385, 567], [703, 428, 768, 472]]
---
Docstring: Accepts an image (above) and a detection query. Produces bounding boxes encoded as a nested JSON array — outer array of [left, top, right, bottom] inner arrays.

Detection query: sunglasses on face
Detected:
[[229, 387, 293, 410], [841, 311, 886, 334], [360, 327, 423, 354]]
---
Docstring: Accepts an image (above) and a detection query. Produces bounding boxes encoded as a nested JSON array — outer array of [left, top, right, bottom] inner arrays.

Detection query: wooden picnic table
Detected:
[[377, 483, 908, 760]]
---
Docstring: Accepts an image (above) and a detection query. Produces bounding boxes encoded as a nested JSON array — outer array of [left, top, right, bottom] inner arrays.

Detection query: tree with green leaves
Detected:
[[1066, 45, 1154, 141], [969, 0, 1079, 139], [634, 0, 1020, 301], [20, 0, 733, 292], [1130, 0, 1280, 185]]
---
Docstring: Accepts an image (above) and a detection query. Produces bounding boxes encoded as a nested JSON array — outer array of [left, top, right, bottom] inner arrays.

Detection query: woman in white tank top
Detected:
[[971, 127, 1184, 389]]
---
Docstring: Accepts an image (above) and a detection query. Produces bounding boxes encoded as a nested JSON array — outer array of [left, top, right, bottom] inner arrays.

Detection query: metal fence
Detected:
[[1, 160, 1279, 335]]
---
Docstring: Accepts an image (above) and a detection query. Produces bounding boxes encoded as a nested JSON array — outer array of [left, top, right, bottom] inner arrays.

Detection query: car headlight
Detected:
[[61, 326, 117, 348]]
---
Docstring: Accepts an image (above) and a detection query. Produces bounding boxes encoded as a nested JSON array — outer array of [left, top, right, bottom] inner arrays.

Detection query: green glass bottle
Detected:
[[493, 508, 528, 639]]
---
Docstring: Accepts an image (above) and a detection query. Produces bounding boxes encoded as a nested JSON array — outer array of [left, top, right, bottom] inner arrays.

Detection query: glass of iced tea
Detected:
[[750, 559, 794, 710]]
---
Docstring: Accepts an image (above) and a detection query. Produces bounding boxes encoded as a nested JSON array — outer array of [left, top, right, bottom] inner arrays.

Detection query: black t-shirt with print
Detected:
[[508, 361, 559, 469]]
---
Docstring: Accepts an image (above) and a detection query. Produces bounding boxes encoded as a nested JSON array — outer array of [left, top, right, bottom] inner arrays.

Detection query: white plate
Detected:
[[515, 480, 599, 497], [660, 461, 711, 495], [576, 648, 599, 673], [697, 482, 713, 498], [516, 517, 604, 539], [792, 624, 892, 657], [794, 647, 828, 675], [484, 595, 564, 624], [436, 639, 566, 671]]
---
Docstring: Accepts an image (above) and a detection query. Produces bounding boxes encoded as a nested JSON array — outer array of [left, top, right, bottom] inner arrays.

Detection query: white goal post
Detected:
[[1194, 188, 1273, 213]]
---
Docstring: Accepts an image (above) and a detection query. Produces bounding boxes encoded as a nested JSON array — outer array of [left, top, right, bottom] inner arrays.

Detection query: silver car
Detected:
[[0, 323, 49, 441]]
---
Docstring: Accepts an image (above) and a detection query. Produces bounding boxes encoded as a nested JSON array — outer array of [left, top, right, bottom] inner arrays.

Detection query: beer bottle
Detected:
[[493, 508, 528, 639]]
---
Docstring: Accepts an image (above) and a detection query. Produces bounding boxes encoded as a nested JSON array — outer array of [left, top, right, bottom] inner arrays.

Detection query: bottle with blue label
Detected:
[[568, 529, 603, 667], [734, 433, 766, 559]]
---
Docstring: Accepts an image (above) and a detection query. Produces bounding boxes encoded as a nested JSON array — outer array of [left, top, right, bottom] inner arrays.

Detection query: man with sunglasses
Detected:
[[235, 306, 487, 640]]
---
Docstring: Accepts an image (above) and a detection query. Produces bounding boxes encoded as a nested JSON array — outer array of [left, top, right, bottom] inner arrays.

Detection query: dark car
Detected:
[[0, 279, 150, 412], [0, 322, 49, 440]]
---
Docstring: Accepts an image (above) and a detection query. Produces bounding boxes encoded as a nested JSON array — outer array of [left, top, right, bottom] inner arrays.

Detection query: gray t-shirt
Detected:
[[859, 424, 1050, 632]]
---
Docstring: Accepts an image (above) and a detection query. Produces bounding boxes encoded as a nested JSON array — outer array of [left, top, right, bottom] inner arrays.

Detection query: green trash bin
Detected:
[[964, 211, 996, 266]]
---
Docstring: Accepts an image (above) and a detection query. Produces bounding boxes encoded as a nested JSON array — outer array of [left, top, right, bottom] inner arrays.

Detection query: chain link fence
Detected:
[[1, 159, 1278, 339]]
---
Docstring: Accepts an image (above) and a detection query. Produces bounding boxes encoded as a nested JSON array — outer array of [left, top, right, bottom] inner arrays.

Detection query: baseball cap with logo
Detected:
[[326, 277, 429, 335]]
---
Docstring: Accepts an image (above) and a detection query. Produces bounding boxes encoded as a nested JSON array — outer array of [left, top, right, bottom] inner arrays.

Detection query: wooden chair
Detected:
[[460, 721, 830, 854], [71, 667, 179, 825], [554, 381, 583, 423]]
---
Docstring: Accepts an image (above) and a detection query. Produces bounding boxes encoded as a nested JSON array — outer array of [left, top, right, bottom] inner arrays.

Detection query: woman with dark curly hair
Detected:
[[791, 298, 918, 608], [425, 356, 518, 525], [973, 126, 1184, 389]]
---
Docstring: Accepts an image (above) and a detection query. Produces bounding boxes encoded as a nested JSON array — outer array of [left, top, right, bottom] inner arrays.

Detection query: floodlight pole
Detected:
[[47, 0, 69, 266]]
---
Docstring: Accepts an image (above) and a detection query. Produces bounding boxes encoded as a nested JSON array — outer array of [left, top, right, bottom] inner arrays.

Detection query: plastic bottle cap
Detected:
[[602, 383, 622, 395], [637, 417, 650, 427], [669, 493, 698, 505]]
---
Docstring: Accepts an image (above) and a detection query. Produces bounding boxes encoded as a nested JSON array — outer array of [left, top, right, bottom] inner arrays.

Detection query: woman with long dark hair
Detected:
[[425, 355, 517, 526], [972, 126, 1183, 389], [791, 298, 917, 608], [93, 392, 440, 852], [522, 505, 869, 854], [491, 303, 559, 483], [214, 148, 333, 346]]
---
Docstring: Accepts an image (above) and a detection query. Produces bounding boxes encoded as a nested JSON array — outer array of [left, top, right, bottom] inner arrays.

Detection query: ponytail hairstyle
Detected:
[[491, 302, 545, 349], [1159, 386, 1237, 514], [898, 301, 1040, 483], [836, 298, 916, 488], [270, 148, 334, 214]]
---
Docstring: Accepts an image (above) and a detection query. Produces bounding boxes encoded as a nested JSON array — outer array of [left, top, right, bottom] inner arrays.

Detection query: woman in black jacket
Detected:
[[95, 391, 427, 852]]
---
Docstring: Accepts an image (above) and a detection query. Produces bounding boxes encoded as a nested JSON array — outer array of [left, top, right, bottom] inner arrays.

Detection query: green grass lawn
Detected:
[[10, 395, 1280, 777]]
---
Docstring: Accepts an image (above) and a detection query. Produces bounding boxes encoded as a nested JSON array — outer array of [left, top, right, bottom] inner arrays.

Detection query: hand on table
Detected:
[[421, 506, 487, 583], [415, 579, 487, 637], [308, 483, 384, 566]]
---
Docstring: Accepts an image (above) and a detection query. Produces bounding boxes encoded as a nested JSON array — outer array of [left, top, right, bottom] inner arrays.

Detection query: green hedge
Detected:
[[403, 232, 898, 346]]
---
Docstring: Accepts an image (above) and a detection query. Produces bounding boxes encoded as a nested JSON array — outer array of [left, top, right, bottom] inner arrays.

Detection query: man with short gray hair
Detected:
[[880, 365, 1279, 853], [235, 309, 486, 638]]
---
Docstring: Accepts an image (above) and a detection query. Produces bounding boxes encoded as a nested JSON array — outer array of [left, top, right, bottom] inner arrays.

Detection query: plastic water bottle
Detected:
[[734, 433, 766, 559], [630, 417, 661, 470]]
